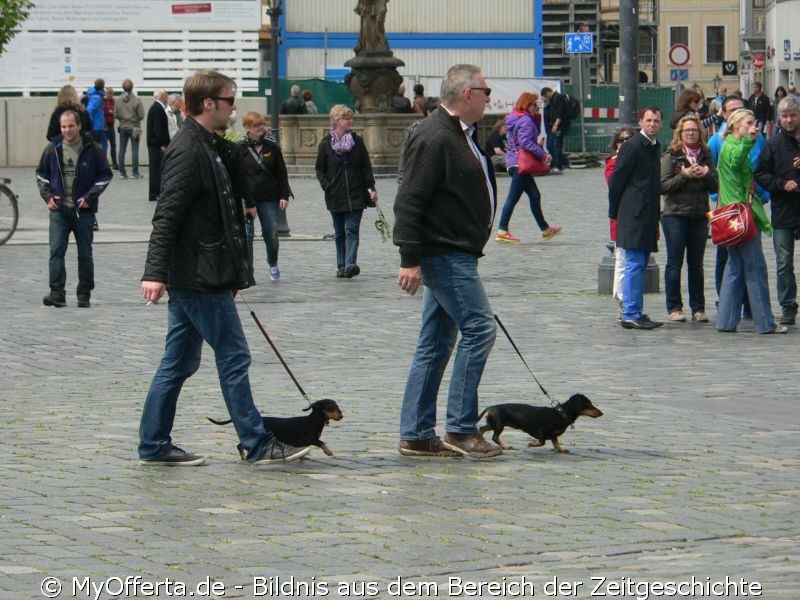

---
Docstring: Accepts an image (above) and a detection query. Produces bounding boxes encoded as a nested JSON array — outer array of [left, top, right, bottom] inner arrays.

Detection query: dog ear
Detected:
[[303, 406, 311, 412]]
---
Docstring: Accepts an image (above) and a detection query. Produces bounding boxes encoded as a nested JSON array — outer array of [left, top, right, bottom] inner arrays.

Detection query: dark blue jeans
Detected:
[[546, 129, 565, 170], [138, 288, 270, 460], [661, 215, 708, 313], [330, 209, 363, 270], [715, 245, 751, 315], [498, 167, 548, 232], [48, 206, 94, 299], [772, 228, 797, 311], [246, 202, 280, 273], [105, 123, 117, 167], [118, 128, 141, 176], [400, 253, 496, 440]]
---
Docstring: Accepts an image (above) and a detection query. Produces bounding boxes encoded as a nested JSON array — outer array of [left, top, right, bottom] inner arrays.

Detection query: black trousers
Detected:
[[147, 147, 164, 202]]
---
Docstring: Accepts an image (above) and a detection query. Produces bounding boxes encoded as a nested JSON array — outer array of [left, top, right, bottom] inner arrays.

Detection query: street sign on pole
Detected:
[[564, 33, 593, 54], [668, 44, 691, 67], [670, 69, 689, 82]]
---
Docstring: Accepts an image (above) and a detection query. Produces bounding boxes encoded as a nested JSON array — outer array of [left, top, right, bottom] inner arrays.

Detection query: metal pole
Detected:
[[618, 0, 639, 126], [267, 1, 290, 236], [579, 57, 586, 153]]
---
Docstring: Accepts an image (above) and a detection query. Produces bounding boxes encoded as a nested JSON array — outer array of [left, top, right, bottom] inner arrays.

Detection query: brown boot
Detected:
[[443, 433, 503, 458], [398, 437, 461, 457]]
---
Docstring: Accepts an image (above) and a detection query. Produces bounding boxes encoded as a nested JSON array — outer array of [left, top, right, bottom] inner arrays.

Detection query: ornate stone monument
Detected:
[[344, 0, 405, 113]]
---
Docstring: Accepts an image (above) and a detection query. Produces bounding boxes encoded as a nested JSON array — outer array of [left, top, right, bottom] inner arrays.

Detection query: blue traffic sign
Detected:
[[565, 33, 593, 54], [670, 69, 689, 82]]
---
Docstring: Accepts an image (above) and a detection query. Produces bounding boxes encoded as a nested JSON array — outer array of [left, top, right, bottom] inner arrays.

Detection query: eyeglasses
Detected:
[[211, 96, 235, 105], [681, 128, 700, 134], [470, 87, 492, 97]]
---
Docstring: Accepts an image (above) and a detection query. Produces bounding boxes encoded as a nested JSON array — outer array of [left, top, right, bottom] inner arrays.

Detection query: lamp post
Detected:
[[266, 0, 282, 143], [265, 0, 290, 235], [712, 73, 722, 93]]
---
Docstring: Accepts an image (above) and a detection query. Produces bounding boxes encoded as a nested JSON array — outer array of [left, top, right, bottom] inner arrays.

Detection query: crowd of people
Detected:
[[36, 67, 798, 466]]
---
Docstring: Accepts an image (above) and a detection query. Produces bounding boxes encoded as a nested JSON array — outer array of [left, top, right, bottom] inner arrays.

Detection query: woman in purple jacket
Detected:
[[495, 92, 562, 243]]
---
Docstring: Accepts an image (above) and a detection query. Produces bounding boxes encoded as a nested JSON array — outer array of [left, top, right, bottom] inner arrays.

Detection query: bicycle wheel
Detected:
[[0, 184, 19, 245]]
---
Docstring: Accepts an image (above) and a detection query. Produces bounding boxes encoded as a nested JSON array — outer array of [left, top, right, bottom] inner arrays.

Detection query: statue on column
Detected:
[[354, 0, 389, 55], [345, 0, 404, 112]]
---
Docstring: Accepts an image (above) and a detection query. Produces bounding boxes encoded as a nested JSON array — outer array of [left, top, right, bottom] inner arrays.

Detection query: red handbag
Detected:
[[709, 201, 757, 247], [512, 117, 550, 176], [517, 147, 551, 176]]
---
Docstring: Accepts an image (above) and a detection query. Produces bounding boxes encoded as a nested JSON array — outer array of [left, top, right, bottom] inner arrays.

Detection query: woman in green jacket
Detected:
[[716, 109, 786, 333]]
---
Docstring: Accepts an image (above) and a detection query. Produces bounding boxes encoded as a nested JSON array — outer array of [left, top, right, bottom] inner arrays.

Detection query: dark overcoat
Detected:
[[608, 132, 662, 252]]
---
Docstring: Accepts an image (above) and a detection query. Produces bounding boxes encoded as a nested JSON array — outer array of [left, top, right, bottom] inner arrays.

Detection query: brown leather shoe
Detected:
[[443, 433, 503, 458], [398, 437, 462, 457]]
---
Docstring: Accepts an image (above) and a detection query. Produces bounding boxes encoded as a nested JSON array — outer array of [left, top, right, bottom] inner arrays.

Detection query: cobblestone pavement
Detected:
[[1, 165, 797, 599]]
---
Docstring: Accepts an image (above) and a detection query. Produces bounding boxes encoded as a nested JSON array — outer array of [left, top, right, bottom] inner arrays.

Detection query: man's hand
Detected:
[[784, 180, 799, 193], [141, 280, 167, 304], [76, 197, 90, 210], [46, 196, 61, 211], [398, 266, 422, 296], [245, 207, 257, 221], [279, 198, 289, 210]]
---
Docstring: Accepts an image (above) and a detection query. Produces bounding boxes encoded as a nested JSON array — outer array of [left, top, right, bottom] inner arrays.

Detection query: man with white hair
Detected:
[[279, 84, 307, 115], [146, 89, 170, 202]]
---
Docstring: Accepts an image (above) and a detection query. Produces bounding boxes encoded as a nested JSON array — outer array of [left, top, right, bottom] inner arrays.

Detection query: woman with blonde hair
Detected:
[[315, 104, 377, 278], [495, 91, 561, 243], [46, 84, 92, 141], [716, 109, 785, 333], [660, 115, 718, 322]]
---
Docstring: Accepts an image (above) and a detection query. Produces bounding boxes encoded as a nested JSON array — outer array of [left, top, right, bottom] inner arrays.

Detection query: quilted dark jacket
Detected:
[[141, 116, 254, 291]]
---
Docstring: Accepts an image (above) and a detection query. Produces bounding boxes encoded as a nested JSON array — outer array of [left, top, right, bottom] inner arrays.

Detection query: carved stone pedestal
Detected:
[[344, 53, 405, 113]]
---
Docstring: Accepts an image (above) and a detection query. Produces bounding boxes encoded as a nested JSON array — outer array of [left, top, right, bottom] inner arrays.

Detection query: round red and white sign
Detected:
[[668, 44, 691, 67], [753, 54, 765, 68]]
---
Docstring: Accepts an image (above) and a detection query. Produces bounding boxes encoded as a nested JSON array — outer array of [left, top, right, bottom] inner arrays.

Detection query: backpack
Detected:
[[565, 94, 580, 121]]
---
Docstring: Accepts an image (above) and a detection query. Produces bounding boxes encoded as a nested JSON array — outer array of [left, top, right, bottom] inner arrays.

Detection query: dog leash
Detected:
[[493, 314, 569, 419], [239, 292, 312, 406]]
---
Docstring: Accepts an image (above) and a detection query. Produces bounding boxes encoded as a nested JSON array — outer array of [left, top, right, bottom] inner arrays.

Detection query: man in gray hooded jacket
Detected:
[[114, 79, 145, 179]]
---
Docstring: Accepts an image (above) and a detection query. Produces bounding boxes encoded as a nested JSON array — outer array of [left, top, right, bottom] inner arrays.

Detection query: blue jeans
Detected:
[[498, 167, 549, 232], [330, 209, 362, 269], [138, 288, 270, 460], [772, 228, 797, 311], [400, 253, 497, 440], [246, 202, 281, 273], [118, 128, 141, 176], [48, 207, 94, 298], [621, 248, 649, 320], [546, 129, 565, 170], [717, 231, 777, 333], [661, 215, 708, 313], [715, 244, 751, 315]]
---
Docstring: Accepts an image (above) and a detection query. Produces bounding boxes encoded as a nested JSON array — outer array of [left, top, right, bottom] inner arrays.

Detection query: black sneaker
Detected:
[[77, 297, 91, 308], [43, 294, 66, 308], [140, 446, 206, 466], [344, 265, 360, 278], [247, 438, 311, 465], [780, 306, 797, 325]]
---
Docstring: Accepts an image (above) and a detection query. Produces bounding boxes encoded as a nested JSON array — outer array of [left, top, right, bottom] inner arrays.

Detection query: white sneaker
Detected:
[[269, 266, 280, 282]]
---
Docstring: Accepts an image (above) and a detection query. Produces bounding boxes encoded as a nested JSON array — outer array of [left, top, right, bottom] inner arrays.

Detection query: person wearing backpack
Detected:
[[541, 87, 570, 173]]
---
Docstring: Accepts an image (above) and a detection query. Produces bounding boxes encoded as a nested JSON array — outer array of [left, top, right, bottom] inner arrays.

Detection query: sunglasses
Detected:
[[470, 87, 492, 97], [618, 136, 631, 143], [211, 96, 235, 105]]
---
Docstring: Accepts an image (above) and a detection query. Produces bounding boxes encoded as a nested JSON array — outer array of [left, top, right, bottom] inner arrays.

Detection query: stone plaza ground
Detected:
[[0, 165, 797, 598]]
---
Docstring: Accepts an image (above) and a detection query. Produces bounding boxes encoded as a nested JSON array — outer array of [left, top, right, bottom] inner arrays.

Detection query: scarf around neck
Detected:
[[330, 127, 355, 155]]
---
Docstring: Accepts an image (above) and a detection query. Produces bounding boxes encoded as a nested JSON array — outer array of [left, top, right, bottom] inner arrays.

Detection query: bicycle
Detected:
[[0, 177, 19, 245]]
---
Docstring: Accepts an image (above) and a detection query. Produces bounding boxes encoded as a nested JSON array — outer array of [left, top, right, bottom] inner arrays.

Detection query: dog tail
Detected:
[[477, 407, 489, 422], [207, 417, 233, 426]]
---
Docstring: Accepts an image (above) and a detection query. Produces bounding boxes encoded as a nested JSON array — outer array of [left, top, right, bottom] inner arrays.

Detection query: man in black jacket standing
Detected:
[[541, 87, 569, 172], [393, 64, 501, 459], [755, 96, 800, 325], [138, 70, 310, 467], [609, 107, 665, 330], [146, 89, 170, 202], [748, 82, 772, 132]]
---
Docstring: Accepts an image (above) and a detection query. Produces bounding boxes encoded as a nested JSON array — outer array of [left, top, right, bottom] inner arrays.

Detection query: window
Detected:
[[670, 26, 689, 47], [706, 26, 725, 63]]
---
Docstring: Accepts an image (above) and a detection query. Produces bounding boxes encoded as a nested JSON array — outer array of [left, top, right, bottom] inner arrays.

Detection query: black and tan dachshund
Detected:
[[208, 399, 344, 459], [478, 393, 602, 453]]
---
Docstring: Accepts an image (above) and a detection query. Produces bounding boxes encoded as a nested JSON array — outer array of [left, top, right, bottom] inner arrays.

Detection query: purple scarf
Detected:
[[330, 127, 355, 155]]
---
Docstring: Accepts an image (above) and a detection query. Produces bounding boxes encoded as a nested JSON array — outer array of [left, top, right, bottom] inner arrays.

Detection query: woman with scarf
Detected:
[[316, 105, 377, 278], [495, 92, 561, 243], [716, 109, 786, 334], [660, 115, 718, 323]]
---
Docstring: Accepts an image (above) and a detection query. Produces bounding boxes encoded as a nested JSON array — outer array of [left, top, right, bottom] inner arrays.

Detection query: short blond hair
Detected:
[[241, 111, 266, 129], [329, 104, 353, 124]]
